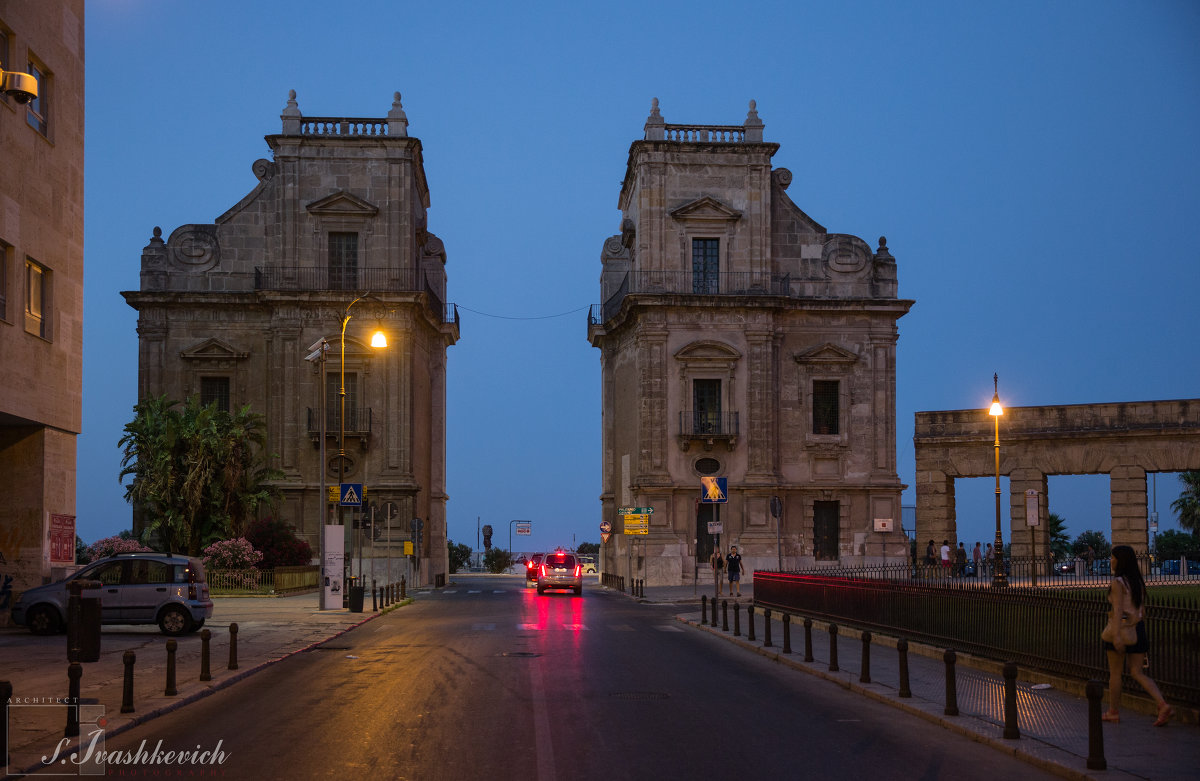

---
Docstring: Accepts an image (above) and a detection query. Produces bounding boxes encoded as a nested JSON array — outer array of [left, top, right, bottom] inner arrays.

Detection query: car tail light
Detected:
[[540, 564, 547, 577], [574, 564, 581, 577]]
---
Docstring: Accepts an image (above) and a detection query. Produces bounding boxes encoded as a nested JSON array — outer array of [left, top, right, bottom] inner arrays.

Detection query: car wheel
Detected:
[[574, 585, 582, 595], [158, 605, 192, 636], [191, 618, 205, 632], [27, 605, 63, 635], [537, 585, 545, 595]]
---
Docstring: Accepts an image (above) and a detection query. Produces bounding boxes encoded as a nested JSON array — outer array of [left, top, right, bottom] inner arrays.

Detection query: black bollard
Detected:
[[228, 623, 239, 670], [1, 680, 10, 765], [1085, 680, 1107, 770], [803, 617, 814, 662], [733, 602, 741, 636], [200, 629, 212, 682], [763, 609, 773, 648], [782, 613, 792, 654], [860, 630, 872, 683], [898, 638, 912, 698], [401, 577, 407, 599], [943, 649, 959, 716], [748, 606, 756, 642], [165, 639, 178, 696], [373, 585, 378, 612], [65, 663, 81, 737], [121, 651, 136, 713], [721, 599, 728, 631], [1003, 662, 1020, 739], [702, 594, 708, 626], [829, 624, 839, 672]]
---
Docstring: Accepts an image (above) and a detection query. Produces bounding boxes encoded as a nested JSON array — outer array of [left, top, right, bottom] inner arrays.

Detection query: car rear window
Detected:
[[545, 554, 576, 568]]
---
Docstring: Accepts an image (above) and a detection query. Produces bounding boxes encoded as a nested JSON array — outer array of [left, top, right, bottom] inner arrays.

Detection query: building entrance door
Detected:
[[814, 500, 840, 560]]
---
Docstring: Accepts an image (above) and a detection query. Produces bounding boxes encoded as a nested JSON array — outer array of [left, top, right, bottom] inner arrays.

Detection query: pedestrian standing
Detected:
[[925, 539, 937, 578], [972, 542, 982, 576], [709, 547, 725, 596], [1102, 545, 1172, 726], [954, 542, 967, 577], [726, 546, 744, 597], [940, 540, 951, 576], [984, 542, 994, 576]]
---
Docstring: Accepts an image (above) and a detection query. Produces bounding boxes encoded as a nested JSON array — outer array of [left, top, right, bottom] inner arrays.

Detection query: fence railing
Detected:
[[206, 566, 320, 596], [789, 554, 1200, 585], [753, 569, 1200, 706], [255, 266, 425, 293]]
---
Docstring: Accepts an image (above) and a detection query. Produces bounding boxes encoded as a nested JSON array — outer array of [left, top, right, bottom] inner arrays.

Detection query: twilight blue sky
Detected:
[[80, 0, 1199, 553]]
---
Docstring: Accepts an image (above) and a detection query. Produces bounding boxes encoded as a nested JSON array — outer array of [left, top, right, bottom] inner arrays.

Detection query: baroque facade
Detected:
[[0, 0, 86, 609], [588, 100, 913, 585], [122, 92, 459, 586]]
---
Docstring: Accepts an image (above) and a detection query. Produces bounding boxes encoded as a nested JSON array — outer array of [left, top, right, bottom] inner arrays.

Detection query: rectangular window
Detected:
[[326, 372, 359, 430], [0, 27, 10, 106], [328, 232, 358, 291], [0, 239, 9, 321], [25, 56, 48, 135], [200, 377, 231, 413], [692, 378, 721, 434], [692, 238, 719, 294], [813, 501, 840, 561], [813, 380, 839, 435], [25, 258, 47, 338]]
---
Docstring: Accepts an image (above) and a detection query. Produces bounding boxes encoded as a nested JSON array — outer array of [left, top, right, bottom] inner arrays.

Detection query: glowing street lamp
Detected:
[[989, 373, 1007, 588]]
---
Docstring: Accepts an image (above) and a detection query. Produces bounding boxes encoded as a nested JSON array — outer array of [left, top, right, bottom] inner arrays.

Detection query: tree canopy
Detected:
[[120, 395, 283, 555]]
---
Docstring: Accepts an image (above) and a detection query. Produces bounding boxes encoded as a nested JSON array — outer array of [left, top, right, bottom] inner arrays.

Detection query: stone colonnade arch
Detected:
[[914, 399, 1200, 557]]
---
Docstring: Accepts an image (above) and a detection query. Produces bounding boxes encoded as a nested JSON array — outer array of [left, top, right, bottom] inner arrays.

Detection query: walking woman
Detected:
[[1102, 545, 1173, 726]]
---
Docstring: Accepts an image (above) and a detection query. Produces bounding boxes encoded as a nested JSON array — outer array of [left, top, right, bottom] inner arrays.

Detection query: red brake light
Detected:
[[574, 565, 581, 577]]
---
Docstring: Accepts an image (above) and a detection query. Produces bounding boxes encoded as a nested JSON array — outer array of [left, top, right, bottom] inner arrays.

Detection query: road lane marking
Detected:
[[529, 657, 557, 781], [655, 625, 684, 632]]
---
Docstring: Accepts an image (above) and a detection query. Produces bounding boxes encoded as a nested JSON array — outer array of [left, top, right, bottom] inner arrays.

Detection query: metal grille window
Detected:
[[200, 377, 231, 413], [326, 372, 359, 430], [813, 380, 839, 435], [692, 238, 719, 294], [328, 232, 359, 290], [692, 379, 721, 433]]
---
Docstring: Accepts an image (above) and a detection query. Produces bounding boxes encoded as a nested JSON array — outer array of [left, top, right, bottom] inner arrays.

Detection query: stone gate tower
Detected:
[[588, 100, 913, 585], [123, 92, 459, 586]]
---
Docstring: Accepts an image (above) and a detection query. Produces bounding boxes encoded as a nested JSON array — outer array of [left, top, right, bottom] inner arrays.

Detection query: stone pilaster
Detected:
[[1008, 468, 1048, 563], [1110, 465, 1148, 553]]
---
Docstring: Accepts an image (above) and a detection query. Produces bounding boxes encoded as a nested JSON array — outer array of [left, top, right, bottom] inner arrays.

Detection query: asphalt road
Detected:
[[39, 577, 1058, 780]]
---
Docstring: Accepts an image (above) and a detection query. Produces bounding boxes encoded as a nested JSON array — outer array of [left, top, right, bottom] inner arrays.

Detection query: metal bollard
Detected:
[[1085, 680, 1107, 770], [747, 606, 756, 642], [829, 624, 839, 672], [65, 663, 82, 737], [701, 595, 708, 626], [372, 584, 378, 612], [733, 602, 741, 636], [165, 639, 178, 696], [1003, 662, 1020, 739], [721, 599, 729, 631], [943, 649, 959, 716], [200, 629, 212, 682], [401, 577, 407, 599], [897, 638, 912, 698], [228, 623, 239, 670], [121, 651, 136, 713], [803, 617, 814, 662], [860, 630, 872, 683], [1, 679, 11, 764], [782, 613, 792, 654], [763, 609, 773, 648]]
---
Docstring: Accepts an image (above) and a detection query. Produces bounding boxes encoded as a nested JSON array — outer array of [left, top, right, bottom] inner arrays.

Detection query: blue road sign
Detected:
[[340, 483, 364, 507], [700, 476, 728, 503]]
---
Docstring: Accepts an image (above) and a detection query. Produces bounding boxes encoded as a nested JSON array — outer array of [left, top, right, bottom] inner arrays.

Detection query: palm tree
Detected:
[[1170, 471, 1200, 534], [1047, 513, 1072, 561]]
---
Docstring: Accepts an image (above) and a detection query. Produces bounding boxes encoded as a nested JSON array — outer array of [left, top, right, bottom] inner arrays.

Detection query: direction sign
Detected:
[[339, 483, 364, 507], [624, 513, 650, 535], [618, 507, 654, 515], [515, 521, 532, 536]]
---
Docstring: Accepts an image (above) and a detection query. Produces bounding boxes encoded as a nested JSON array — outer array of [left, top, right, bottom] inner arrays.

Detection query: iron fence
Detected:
[[207, 566, 320, 596], [753, 568, 1200, 706]]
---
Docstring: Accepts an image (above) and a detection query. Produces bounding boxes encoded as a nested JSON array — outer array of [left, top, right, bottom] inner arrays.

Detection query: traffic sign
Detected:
[[339, 483, 364, 507], [700, 477, 727, 504], [599, 520, 612, 534], [330, 485, 368, 502], [515, 521, 532, 536], [624, 513, 650, 534], [618, 506, 654, 515]]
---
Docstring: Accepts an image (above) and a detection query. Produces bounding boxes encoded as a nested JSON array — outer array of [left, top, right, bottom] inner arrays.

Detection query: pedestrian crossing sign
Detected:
[[339, 483, 363, 507]]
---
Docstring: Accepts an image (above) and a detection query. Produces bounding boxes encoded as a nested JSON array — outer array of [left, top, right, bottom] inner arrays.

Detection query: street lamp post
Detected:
[[338, 294, 388, 599], [304, 338, 331, 609], [989, 373, 1008, 588]]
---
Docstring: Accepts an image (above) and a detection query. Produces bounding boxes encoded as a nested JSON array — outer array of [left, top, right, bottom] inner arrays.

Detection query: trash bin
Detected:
[[67, 579, 102, 663], [348, 577, 364, 613]]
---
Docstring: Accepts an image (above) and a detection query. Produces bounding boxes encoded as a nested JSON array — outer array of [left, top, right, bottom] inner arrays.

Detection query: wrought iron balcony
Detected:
[[678, 410, 739, 451], [599, 271, 790, 323], [307, 407, 373, 448], [256, 266, 423, 293]]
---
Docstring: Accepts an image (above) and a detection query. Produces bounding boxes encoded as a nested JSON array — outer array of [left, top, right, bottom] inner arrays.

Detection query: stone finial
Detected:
[[644, 97, 665, 141], [387, 91, 409, 137], [150, 226, 164, 245], [744, 99, 764, 142], [281, 89, 302, 135], [875, 236, 894, 262]]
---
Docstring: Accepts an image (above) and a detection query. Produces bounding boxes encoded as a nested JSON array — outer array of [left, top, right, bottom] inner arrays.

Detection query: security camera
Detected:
[[1, 69, 38, 105]]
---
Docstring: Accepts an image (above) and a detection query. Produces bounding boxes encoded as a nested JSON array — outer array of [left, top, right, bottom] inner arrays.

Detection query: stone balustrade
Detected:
[[299, 117, 390, 136], [663, 124, 746, 143]]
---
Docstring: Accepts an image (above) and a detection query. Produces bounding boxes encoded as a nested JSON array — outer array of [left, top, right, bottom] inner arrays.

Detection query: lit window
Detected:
[[25, 258, 47, 338], [25, 57, 48, 135], [813, 380, 839, 435]]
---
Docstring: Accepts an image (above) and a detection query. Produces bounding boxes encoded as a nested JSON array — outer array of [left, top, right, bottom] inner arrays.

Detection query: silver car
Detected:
[[11, 552, 213, 636], [536, 552, 583, 595]]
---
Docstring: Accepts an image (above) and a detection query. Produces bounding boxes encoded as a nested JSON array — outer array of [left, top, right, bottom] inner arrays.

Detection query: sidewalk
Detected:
[[628, 583, 1198, 781], [1, 592, 387, 777]]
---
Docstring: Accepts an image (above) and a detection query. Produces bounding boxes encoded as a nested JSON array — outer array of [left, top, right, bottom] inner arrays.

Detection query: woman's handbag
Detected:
[[1101, 616, 1136, 646], [1101, 576, 1140, 647]]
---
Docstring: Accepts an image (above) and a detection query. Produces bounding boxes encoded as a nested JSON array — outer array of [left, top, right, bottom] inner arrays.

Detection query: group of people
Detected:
[[924, 539, 994, 577], [708, 545, 744, 597]]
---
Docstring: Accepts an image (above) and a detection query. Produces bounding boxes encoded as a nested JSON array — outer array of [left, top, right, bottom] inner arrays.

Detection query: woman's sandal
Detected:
[[1154, 705, 1173, 727], [1101, 711, 1120, 723]]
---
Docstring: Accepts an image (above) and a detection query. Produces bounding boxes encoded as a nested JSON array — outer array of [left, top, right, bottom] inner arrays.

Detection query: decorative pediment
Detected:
[[669, 196, 742, 224], [180, 338, 249, 361], [675, 340, 742, 361], [305, 190, 379, 218], [794, 343, 859, 366]]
